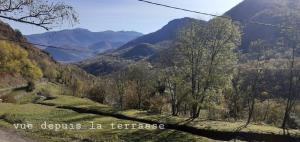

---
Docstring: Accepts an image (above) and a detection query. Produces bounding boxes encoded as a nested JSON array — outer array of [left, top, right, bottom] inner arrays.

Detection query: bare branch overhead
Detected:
[[0, 0, 79, 30]]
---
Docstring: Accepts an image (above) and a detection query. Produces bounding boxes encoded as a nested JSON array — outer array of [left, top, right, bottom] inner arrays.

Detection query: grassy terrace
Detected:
[[42, 93, 300, 138], [0, 103, 222, 142], [0, 82, 299, 141], [0, 83, 224, 142]]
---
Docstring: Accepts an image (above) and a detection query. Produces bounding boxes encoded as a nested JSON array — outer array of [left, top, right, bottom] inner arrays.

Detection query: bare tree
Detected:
[[0, 0, 78, 30], [178, 18, 241, 118], [281, 35, 299, 130], [229, 66, 243, 120], [242, 40, 269, 126], [280, 9, 300, 130], [114, 70, 127, 110], [164, 67, 187, 116], [127, 62, 152, 109]]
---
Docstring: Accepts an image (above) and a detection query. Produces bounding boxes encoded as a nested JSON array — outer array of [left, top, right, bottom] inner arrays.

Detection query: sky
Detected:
[[4, 0, 243, 35]]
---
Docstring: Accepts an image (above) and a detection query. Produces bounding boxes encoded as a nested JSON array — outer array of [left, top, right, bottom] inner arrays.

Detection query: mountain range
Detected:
[[78, 18, 206, 75], [26, 0, 300, 75], [78, 0, 300, 75], [26, 29, 143, 62]]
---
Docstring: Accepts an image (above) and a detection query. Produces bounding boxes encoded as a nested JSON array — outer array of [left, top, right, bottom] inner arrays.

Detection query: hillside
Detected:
[[120, 17, 206, 49], [26, 29, 143, 62], [0, 20, 94, 89], [225, 0, 300, 50], [0, 20, 56, 87]]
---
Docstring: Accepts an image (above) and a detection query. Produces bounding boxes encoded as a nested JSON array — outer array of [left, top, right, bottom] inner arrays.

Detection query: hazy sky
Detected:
[[4, 0, 243, 35]]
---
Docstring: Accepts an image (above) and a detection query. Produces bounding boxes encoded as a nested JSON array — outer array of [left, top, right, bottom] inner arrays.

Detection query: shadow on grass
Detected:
[[13, 87, 27, 91], [120, 129, 202, 142]]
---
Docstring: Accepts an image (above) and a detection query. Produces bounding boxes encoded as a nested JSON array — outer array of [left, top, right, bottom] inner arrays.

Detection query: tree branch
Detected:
[[0, 15, 49, 30]]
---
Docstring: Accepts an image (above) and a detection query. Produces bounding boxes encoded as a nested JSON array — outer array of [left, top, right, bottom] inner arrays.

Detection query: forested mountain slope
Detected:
[[225, 0, 300, 50]]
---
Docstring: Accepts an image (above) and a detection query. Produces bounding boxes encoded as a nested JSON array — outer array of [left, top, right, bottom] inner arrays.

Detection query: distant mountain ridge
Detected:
[[26, 28, 143, 62]]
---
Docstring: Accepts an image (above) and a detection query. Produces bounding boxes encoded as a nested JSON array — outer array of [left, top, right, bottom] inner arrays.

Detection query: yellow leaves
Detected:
[[22, 60, 43, 80], [0, 41, 43, 80]]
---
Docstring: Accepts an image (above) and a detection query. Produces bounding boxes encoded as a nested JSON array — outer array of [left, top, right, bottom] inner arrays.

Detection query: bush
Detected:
[[39, 88, 52, 98], [87, 84, 106, 103], [149, 95, 166, 114], [288, 113, 300, 129], [266, 103, 285, 126], [26, 81, 35, 92]]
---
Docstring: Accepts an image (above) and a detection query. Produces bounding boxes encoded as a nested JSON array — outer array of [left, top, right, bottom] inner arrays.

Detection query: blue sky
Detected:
[[5, 0, 243, 35]]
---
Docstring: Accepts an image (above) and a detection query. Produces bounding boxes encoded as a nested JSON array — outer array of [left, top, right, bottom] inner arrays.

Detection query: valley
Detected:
[[0, 0, 300, 142], [26, 29, 143, 62]]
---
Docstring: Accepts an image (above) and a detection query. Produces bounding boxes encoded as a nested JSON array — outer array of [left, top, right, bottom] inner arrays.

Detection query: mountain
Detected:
[[26, 28, 143, 62], [121, 43, 158, 60], [112, 17, 206, 59], [88, 41, 124, 54], [79, 0, 300, 76], [225, 0, 300, 50], [78, 18, 206, 75], [120, 17, 206, 49]]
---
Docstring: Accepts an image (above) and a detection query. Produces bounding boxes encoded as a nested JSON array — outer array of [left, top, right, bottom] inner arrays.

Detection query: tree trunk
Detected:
[[190, 103, 199, 118], [282, 42, 296, 129], [138, 94, 142, 109], [263, 99, 270, 121], [171, 102, 177, 116], [246, 99, 255, 126], [282, 100, 293, 129], [119, 95, 123, 110]]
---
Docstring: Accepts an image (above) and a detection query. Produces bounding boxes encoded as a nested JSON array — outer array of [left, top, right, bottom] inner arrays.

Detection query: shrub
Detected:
[[87, 84, 106, 103], [26, 81, 35, 92], [149, 95, 166, 114]]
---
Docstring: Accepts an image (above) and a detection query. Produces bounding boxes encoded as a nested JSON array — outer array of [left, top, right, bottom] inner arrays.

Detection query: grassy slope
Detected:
[[0, 103, 220, 142], [0, 83, 220, 142], [0, 82, 299, 141], [41, 90, 300, 138], [43, 96, 300, 137]]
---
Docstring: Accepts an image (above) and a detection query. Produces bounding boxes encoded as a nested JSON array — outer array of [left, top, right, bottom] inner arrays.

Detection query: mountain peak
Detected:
[[120, 17, 206, 49], [168, 17, 200, 24], [72, 28, 91, 32]]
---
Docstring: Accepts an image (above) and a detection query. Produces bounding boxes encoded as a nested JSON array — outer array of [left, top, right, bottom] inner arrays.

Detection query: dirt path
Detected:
[[0, 129, 37, 142]]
